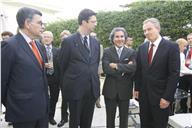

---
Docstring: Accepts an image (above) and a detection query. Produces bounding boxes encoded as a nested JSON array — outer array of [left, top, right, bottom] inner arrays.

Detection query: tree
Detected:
[[46, 1, 192, 48]]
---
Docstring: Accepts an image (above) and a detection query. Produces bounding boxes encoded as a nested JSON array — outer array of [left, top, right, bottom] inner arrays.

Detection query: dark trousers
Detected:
[[139, 97, 169, 128], [178, 75, 192, 113], [104, 96, 129, 128], [13, 115, 48, 128], [47, 75, 60, 119], [68, 86, 96, 128], [61, 90, 69, 121]]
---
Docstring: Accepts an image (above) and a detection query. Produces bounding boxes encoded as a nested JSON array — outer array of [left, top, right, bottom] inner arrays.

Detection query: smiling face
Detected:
[[143, 21, 160, 43], [41, 31, 53, 45], [113, 31, 125, 48]]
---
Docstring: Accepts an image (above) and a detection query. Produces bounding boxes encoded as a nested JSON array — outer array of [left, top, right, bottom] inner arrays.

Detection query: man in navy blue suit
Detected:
[[135, 18, 180, 128], [58, 9, 100, 128], [1, 7, 49, 128]]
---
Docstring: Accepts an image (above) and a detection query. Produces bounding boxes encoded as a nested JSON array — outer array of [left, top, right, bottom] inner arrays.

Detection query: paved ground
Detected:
[[0, 78, 140, 128]]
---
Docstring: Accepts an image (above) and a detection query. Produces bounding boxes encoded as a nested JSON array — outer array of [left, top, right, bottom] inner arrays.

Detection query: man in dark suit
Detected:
[[102, 27, 136, 128], [56, 30, 71, 127], [1, 7, 49, 128], [58, 9, 100, 128], [41, 31, 60, 125], [135, 18, 180, 128]]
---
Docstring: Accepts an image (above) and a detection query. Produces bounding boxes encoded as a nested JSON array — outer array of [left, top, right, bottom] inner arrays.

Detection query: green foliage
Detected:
[[45, 19, 78, 47], [46, 1, 192, 48]]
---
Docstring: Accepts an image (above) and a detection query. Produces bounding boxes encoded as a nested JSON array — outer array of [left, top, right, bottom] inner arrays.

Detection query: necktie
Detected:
[[30, 40, 43, 68], [117, 48, 121, 58], [46, 46, 52, 62], [46, 45, 54, 75], [83, 36, 90, 52], [148, 43, 154, 64], [185, 47, 192, 68]]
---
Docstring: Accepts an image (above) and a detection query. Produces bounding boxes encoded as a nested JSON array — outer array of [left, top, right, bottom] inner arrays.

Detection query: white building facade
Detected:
[[0, 0, 63, 37]]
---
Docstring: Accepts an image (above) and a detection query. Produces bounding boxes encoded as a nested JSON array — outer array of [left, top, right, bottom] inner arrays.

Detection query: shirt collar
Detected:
[[149, 35, 162, 47], [115, 46, 124, 51], [44, 44, 52, 49], [19, 30, 33, 44], [82, 35, 89, 40]]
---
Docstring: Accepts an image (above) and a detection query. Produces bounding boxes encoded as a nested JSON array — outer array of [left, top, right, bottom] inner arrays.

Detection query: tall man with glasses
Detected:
[[58, 9, 100, 128], [1, 7, 49, 128]]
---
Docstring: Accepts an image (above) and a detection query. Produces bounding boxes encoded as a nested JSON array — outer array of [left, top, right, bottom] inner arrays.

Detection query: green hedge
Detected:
[[46, 1, 192, 48]]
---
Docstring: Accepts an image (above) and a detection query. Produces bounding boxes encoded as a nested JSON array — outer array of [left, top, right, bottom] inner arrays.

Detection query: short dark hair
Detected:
[[109, 27, 128, 44], [1, 31, 13, 37], [78, 9, 96, 25], [16, 7, 42, 29]]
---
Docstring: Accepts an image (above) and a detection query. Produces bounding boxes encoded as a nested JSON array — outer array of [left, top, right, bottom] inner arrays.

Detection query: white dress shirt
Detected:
[[148, 35, 162, 61]]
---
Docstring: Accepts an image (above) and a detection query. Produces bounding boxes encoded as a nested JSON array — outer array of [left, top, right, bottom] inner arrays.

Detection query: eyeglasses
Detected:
[[89, 20, 97, 24], [30, 21, 46, 27]]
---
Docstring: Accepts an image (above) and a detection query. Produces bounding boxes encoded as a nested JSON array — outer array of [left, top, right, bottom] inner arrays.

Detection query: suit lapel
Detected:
[[151, 39, 164, 66], [17, 33, 43, 70], [120, 47, 127, 60], [142, 42, 150, 67], [74, 32, 90, 62], [111, 46, 119, 60], [89, 36, 95, 58]]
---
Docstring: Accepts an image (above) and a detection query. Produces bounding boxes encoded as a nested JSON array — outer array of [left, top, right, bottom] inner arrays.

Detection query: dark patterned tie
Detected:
[[148, 43, 154, 64], [83, 36, 90, 52], [46, 45, 54, 75]]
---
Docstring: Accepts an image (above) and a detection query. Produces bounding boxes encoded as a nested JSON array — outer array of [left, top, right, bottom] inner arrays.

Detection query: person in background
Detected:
[[176, 38, 192, 76], [90, 32, 102, 108], [60, 29, 71, 42], [177, 33, 192, 113], [125, 37, 133, 49], [135, 18, 180, 128], [1, 30, 14, 126], [102, 27, 136, 128], [58, 9, 100, 128], [1, 31, 13, 41], [175, 38, 192, 113], [1, 7, 49, 128], [57, 29, 71, 127], [41, 31, 59, 125]]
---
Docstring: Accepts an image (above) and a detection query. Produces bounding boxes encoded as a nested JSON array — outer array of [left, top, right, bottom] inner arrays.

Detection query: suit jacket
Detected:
[[102, 46, 136, 100], [1, 33, 49, 122], [58, 32, 100, 100], [135, 38, 180, 105]]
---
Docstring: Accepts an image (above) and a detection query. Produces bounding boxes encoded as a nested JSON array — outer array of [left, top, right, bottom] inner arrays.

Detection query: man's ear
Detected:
[[25, 19, 31, 29], [82, 20, 87, 25]]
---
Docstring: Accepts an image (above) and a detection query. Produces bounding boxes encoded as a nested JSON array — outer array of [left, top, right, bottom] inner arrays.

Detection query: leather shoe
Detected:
[[49, 118, 57, 125], [57, 119, 68, 127], [8, 122, 13, 125]]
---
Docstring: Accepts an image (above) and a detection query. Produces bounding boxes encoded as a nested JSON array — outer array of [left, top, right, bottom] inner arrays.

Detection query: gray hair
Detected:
[[143, 18, 161, 31], [109, 27, 128, 44]]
